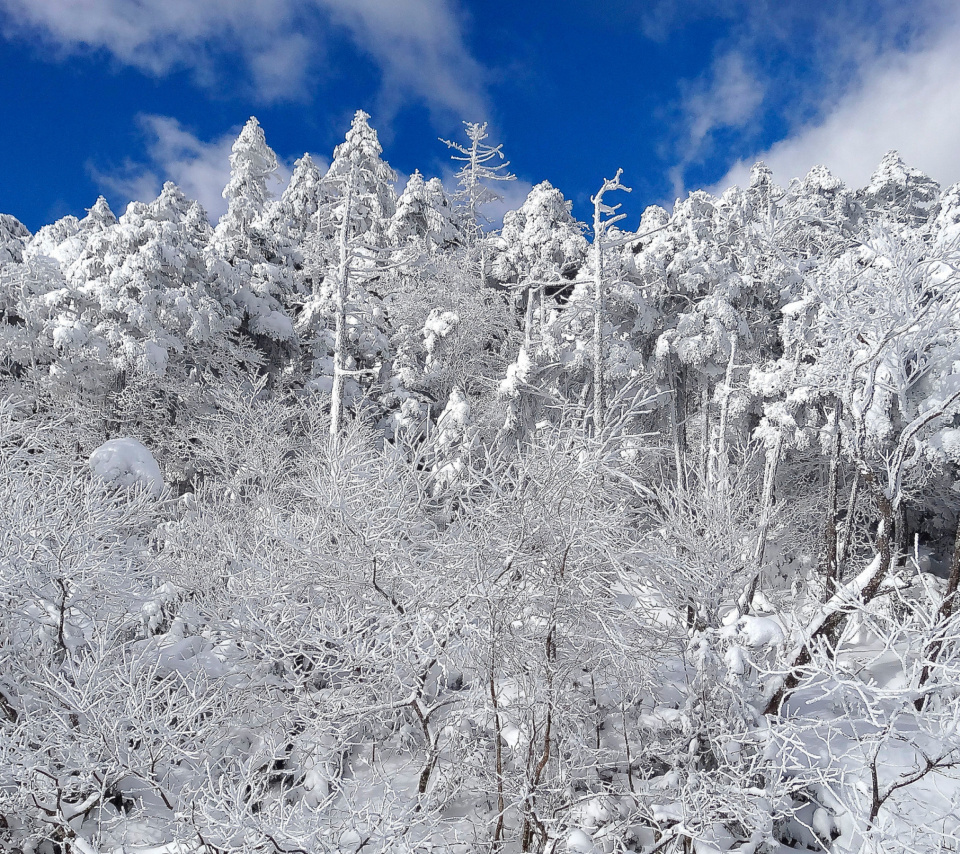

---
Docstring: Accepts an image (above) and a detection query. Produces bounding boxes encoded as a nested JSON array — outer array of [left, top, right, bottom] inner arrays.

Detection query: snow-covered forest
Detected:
[[2, 110, 960, 854]]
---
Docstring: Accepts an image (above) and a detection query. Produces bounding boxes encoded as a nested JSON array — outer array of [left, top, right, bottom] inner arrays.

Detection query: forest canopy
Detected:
[[1, 113, 960, 854]]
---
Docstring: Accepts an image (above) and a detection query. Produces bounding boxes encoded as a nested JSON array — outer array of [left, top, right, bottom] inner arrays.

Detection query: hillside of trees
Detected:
[[2, 111, 960, 853]]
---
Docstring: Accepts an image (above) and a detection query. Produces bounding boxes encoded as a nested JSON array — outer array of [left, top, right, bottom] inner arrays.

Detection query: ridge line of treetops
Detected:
[[2, 111, 958, 557]]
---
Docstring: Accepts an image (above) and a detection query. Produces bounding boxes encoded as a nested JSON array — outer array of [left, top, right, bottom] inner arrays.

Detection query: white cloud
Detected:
[[91, 115, 310, 220], [483, 178, 536, 228], [669, 51, 765, 199], [322, 0, 486, 120], [90, 165, 161, 214], [683, 53, 764, 153], [0, 0, 486, 117], [714, 19, 960, 193], [0, 0, 297, 84]]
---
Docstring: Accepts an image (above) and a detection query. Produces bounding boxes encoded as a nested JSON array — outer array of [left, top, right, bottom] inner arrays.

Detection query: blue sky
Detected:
[[3, 0, 960, 232]]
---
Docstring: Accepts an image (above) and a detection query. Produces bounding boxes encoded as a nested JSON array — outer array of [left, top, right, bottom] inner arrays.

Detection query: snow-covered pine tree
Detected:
[[440, 121, 516, 244], [491, 180, 587, 348], [0, 213, 29, 266], [308, 111, 396, 440], [12, 199, 122, 402], [0, 251, 63, 384], [490, 181, 589, 438], [25, 196, 116, 275], [0, 212, 35, 376], [320, 110, 397, 245], [216, 116, 279, 254], [260, 152, 325, 294], [388, 170, 459, 252], [859, 149, 940, 230], [31, 185, 244, 446], [212, 117, 297, 370]]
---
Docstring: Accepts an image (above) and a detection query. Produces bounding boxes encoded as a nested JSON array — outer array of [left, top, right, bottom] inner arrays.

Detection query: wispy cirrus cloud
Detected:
[[0, 0, 487, 118]]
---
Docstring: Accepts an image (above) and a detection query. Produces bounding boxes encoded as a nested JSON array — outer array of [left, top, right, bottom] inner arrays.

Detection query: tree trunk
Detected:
[[673, 363, 688, 488], [105, 368, 127, 439], [490, 672, 505, 847], [589, 171, 629, 433], [739, 430, 782, 617], [766, 472, 895, 716], [524, 282, 535, 350], [894, 500, 908, 570], [699, 382, 710, 488], [822, 404, 843, 600], [329, 168, 355, 444], [837, 469, 861, 571], [864, 487, 894, 604], [670, 369, 687, 490], [915, 512, 960, 709], [592, 234, 605, 432], [710, 340, 736, 496]]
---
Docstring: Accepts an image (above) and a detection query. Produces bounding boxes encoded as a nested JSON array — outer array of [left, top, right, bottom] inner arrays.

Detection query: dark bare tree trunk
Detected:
[[670, 363, 688, 489], [864, 488, 894, 604], [837, 469, 861, 571], [893, 500, 908, 569], [915, 513, 960, 710], [489, 668, 505, 848]]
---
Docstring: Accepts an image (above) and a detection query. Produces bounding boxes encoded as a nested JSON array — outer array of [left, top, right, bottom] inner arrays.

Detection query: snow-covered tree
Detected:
[[260, 152, 325, 284], [589, 169, 632, 430], [2, 199, 122, 398], [389, 170, 459, 251], [440, 121, 516, 244], [0, 213, 29, 266], [6, 112, 960, 854], [0, 253, 67, 384], [321, 109, 397, 245], [491, 180, 587, 347], [309, 111, 397, 440], [859, 149, 940, 229], [379, 249, 518, 443], [212, 118, 297, 366], [72, 185, 234, 376], [216, 116, 279, 249]]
